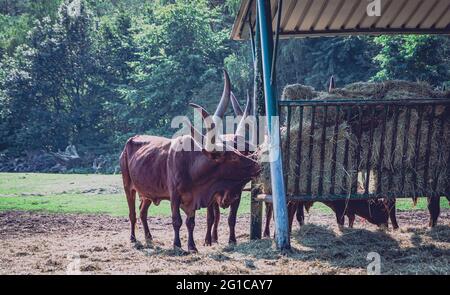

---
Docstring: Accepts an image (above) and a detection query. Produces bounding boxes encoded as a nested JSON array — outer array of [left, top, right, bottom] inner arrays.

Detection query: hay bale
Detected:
[[258, 121, 359, 195], [258, 81, 449, 196], [281, 84, 316, 100], [358, 109, 450, 194]]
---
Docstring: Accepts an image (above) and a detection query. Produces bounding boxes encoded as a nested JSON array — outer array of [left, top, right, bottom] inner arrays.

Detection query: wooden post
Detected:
[[250, 4, 264, 240], [256, 0, 290, 250], [250, 183, 262, 239]]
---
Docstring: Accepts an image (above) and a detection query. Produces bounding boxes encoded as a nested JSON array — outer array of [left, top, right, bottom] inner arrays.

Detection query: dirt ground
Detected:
[[0, 210, 449, 275]]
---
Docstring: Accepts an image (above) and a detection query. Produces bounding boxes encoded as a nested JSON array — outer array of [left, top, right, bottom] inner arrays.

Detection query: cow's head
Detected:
[[187, 71, 261, 207], [349, 200, 389, 227], [189, 71, 258, 155]]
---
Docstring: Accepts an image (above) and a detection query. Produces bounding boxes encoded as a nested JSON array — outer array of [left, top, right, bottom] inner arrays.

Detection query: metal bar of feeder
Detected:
[[284, 106, 292, 190], [412, 107, 424, 197], [330, 106, 340, 194], [423, 106, 436, 192], [318, 106, 328, 195], [307, 106, 316, 195], [432, 116, 445, 194], [400, 107, 412, 192], [364, 107, 376, 194], [376, 105, 388, 194], [341, 106, 352, 194], [294, 106, 304, 195], [352, 106, 363, 194], [388, 106, 400, 193], [279, 98, 450, 107]]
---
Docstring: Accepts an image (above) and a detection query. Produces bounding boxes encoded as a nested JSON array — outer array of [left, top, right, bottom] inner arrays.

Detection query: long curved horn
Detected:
[[235, 90, 251, 137], [328, 75, 335, 93], [184, 119, 203, 141], [230, 92, 243, 116], [214, 70, 231, 118], [251, 89, 256, 116], [189, 103, 210, 120], [189, 102, 217, 147]]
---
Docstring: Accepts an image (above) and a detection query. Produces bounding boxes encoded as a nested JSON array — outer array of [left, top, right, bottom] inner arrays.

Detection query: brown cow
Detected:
[[120, 72, 261, 252], [190, 90, 257, 246], [264, 198, 396, 237]]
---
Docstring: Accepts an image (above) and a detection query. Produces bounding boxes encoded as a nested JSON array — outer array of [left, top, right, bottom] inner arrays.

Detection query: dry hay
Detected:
[[2, 211, 449, 275], [259, 121, 358, 195], [258, 81, 450, 196]]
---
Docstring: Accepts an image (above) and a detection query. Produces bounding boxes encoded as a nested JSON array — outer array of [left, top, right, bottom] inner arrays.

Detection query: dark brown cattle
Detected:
[[264, 198, 397, 237], [191, 90, 257, 246], [120, 72, 261, 252]]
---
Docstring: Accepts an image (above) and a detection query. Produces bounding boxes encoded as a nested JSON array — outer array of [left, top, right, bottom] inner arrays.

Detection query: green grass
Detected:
[[0, 173, 448, 217]]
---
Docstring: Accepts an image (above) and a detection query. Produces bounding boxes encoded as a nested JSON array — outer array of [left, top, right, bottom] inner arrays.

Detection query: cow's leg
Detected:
[[348, 213, 355, 228], [228, 198, 241, 245], [263, 202, 273, 238], [139, 198, 152, 244], [125, 189, 137, 242], [171, 195, 183, 250], [333, 201, 346, 230], [296, 201, 305, 226], [212, 202, 220, 243], [287, 201, 297, 235], [387, 199, 399, 230], [204, 203, 214, 246], [428, 195, 441, 227], [186, 213, 198, 253]]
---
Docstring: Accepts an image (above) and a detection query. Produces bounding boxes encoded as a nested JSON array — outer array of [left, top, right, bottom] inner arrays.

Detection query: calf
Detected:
[[264, 198, 397, 237]]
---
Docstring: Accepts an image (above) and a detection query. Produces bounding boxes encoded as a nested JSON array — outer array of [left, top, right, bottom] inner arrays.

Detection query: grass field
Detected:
[[0, 173, 448, 217]]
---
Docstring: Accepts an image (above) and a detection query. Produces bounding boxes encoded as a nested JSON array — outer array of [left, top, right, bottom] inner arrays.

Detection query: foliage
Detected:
[[373, 35, 450, 87], [0, 0, 449, 167]]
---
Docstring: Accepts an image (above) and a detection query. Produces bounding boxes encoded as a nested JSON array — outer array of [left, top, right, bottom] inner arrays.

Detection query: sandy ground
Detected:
[[0, 210, 449, 275]]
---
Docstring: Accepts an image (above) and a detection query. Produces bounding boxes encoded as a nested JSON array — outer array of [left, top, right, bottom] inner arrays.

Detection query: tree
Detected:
[[124, 0, 231, 136], [373, 35, 450, 87]]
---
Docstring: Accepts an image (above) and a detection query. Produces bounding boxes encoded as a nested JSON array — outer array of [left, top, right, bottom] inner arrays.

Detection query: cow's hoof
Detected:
[[338, 224, 345, 231], [188, 247, 198, 254], [173, 246, 187, 255], [228, 240, 237, 245], [145, 238, 154, 248], [263, 233, 270, 238], [204, 240, 212, 247], [130, 236, 137, 243]]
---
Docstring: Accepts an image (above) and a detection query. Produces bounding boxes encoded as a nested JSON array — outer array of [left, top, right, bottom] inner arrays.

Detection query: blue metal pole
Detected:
[[256, 0, 290, 250]]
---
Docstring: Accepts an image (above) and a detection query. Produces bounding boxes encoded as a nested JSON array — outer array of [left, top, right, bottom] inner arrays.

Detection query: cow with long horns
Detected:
[[190, 88, 258, 246], [119, 71, 261, 252]]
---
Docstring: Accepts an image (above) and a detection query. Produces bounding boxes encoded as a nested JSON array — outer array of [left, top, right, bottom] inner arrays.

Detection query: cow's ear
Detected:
[[202, 150, 226, 162]]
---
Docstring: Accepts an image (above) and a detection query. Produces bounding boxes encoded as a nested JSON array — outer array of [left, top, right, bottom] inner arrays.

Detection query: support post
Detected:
[[250, 4, 263, 240], [256, 0, 290, 250], [250, 183, 262, 239]]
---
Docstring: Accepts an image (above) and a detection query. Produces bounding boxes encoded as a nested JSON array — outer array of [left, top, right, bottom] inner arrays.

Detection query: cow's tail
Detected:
[[119, 139, 132, 190], [120, 138, 137, 233]]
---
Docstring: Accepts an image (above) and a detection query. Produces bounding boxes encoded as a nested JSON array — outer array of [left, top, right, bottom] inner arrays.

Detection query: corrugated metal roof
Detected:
[[231, 0, 450, 40]]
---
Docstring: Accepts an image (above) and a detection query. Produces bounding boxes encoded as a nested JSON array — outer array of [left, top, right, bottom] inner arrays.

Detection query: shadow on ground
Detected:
[[228, 223, 450, 274]]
